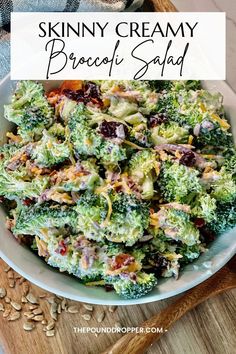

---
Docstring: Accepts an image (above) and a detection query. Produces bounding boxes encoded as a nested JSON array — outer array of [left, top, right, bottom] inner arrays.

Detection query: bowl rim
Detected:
[[0, 74, 236, 305]]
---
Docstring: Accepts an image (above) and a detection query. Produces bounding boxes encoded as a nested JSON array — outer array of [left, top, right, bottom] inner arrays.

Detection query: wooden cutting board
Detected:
[[0, 1, 236, 354]]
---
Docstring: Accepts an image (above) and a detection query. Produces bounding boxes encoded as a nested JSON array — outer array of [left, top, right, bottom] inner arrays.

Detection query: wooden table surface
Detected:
[[0, 1, 236, 354]]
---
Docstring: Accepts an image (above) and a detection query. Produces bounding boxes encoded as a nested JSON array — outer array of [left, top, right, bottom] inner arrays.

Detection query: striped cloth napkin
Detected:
[[0, 0, 144, 80]]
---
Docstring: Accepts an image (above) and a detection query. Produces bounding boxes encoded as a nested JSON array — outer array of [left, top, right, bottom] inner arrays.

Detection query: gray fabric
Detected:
[[0, 0, 144, 80]]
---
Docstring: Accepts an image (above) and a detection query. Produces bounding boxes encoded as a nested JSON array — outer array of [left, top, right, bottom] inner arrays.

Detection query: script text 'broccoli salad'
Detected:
[[1, 79, 236, 299]]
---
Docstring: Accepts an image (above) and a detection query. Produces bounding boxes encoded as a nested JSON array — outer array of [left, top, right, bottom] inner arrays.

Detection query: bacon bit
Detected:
[[60, 80, 83, 92], [113, 254, 135, 270], [150, 208, 155, 214], [104, 284, 114, 292]]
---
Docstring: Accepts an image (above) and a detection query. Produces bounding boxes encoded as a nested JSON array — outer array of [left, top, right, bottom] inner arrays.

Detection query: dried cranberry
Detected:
[[148, 113, 168, 128], [0, 196, 5, 203], [99, 120, 128, 139], [22, 198, 33, 206], [200, 227, 216, 244], [179, 151, 196, 167], [104, 284, 114, 292], [55, 240, 67, 256], [147, 254, 169, 277], [84, 81, 100, 99], [194, 218, 206, 228], [62, 82, 103, 106]]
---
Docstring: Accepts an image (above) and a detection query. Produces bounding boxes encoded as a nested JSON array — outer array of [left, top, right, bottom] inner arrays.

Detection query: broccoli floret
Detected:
[[209, 200, 236, 235], [54, 160, 101, 193], [196, 120, 233, 148], [222, 153, 236, 178], [105, 272, 157, 299], [210, 168, 236, 203], [4, 81, 53, 141], [69, 105, 127, 166], [13, 203, 77, 238], [158, 208, 200, 246], [148, 80, 201, 93], [177, 243, 202, 263], [105, 193, 150, 246], [191, 193, 217, 223], [48, 123, 66, 138], [31, 131, 70, 168], [150, 122, 189, 146], [0, 168, 49, 201], [128, 150, 159, 199], [55, 96, 77, 122], [159, 161, 202, 203], [75, 192, 108, 241]]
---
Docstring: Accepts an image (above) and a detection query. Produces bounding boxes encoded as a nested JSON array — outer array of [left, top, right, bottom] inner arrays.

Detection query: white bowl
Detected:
[[0, 75, 236, 305]]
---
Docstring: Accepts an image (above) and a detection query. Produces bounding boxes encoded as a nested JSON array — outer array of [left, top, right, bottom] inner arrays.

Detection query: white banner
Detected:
[[11, 12, 225, 80]]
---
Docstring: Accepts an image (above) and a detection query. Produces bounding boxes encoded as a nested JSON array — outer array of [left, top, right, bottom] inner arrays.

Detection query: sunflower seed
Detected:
[[42, 320, 47, 325], [96, 310, 105, 323], [24, 312, 34, 319], [26, 293, 38, 304], [33, 315, 44, 322], [8, 311, 21, 321], [7, 270, 14, 279], [57, 304, 61, 314], [22, 283, 29, 296], [9, 279, 15, 288], [47, 296, 56, 304], [50, 303, 58, 321], [19, 277, 26, 285], [23, 322, 35, 331], [39, 293, 47, 298], [29, 305, 38, 310], [61, 298, 67, 310], [33, 308, 43, 315], [108, 306, 117, 313], [68, 306, 79, 314], [83, 304, 93, 311], [46, 330, 55, 337], [5, 297, 10, 304], [0, 303, 5, 311], [0, 288, 6, 299], [81, 313, 91, 321], [21, 296, 28, 303], [3, 308, 11, 318], [56, 295, 63, 300], [15, 274, 21, 279], [4, 266, 11, 272], [46, 320, 55, 331], [10, 301, 22, 311]]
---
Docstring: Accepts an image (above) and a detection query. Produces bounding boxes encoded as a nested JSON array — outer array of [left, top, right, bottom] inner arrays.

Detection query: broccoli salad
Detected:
[[1, 79, 236, 299]]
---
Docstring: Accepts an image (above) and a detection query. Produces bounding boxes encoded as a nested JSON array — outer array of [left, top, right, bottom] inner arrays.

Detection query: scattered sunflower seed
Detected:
[[5, 297, 11, 304], [68, 305, 79, 314], [0, 303, 5, 311], [19, 277, 26, 285], [57, 304, 61, 314], [23, 322, 35, 331], [10, 301, 22, 311], [21, 296, 28, 303], [61, 298, 67, 310], [15, 274, 21, 279], [4, 266, 11, 272], [7, 270, 14, 279], [8, 279, 15, 288], [3, 308, 11, 318], [83, 304, 93, 312], [22, 283, 29, 296], [33, 308, 43, 315], [39, 293, 47, 298], [24, 312, 34, 319], [46, 320, 55, 331], [47, 296, 56, 304], [29, 305, 38, 310], [8, 311, 21, 321], [50, 303, 58, 321], [33, 315, 44, 322], [96, 310, 105, 323], [42, 320, 47, 325], [56, 295, 63, 300], [26, 293, 38, 304], [0, 288, 6, 299], [108, 306, 117, 313], [81, 313, 91, 321], [46, 330, 55, 337]]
